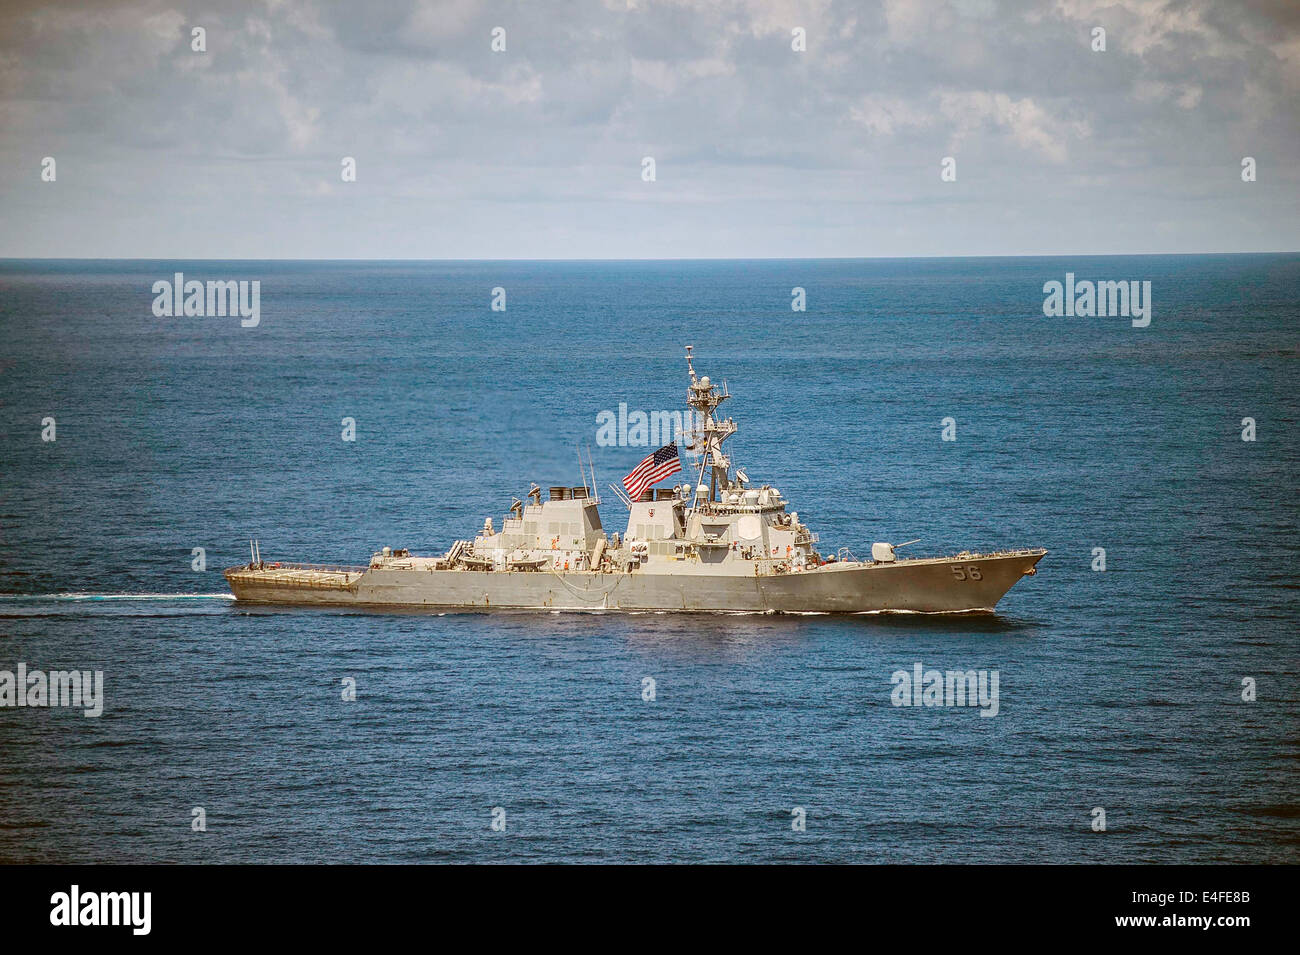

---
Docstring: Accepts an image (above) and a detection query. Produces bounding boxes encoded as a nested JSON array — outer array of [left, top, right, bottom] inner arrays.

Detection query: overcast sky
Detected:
[[2, 0, 1297, 258]]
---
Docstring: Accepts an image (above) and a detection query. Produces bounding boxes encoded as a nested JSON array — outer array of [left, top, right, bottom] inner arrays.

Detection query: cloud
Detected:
[[849, 94, 925, 137], [0, 0, 1295, 257], [938, 90, 1088, 162]]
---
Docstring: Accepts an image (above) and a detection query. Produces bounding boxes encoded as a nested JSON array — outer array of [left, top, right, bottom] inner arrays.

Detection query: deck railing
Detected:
[[239, 562, 369, 574]]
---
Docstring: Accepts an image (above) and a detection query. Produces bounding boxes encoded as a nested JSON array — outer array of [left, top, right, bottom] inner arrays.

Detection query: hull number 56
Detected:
[[951, 565, 982, 581]]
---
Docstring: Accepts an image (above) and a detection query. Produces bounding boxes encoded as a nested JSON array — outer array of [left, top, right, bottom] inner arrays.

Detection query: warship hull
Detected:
[[225, 348, 1047, 616], [226, 549, 1045, 614]]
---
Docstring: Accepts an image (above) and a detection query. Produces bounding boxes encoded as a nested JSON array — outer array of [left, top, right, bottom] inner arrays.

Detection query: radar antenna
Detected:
[[682, 346, 737, 508]]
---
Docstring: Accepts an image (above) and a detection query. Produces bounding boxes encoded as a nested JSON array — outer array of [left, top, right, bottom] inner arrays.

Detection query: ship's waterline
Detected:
[[226, 348, 1045, 614]]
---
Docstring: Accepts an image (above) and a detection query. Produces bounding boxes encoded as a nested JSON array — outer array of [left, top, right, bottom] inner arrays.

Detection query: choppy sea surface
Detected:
[[0, 256, 1296, 863]]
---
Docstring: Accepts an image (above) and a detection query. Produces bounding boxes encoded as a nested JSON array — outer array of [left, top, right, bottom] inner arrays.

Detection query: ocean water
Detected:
[[0, 255, 1296, 864]]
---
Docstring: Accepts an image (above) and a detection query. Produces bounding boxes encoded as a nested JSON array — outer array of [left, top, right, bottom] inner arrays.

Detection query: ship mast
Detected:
[[684, 346, 737, 509]]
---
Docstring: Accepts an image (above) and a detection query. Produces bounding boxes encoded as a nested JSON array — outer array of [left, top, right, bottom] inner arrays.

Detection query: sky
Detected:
[[1, 0, 1297, 259]]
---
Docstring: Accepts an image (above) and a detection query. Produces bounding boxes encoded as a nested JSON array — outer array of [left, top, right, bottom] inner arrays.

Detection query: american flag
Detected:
[[622, 442, 682, 502]]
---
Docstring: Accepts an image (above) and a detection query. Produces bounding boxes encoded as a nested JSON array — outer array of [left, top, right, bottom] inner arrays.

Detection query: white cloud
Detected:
[[938, 90, 1086, 162], [0, 0, 1294, 257]]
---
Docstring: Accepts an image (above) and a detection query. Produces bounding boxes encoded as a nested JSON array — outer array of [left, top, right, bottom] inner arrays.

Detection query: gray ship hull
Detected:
[[226, 549, 1045, 614], [226, 350, 1047, 615]]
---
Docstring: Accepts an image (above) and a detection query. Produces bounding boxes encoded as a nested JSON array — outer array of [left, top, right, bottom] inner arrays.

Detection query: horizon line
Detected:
[[1, 250, 1297, 263]]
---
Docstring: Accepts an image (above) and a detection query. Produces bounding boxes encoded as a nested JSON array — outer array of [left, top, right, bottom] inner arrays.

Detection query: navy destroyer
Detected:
[[226, 348, 1045, 612]]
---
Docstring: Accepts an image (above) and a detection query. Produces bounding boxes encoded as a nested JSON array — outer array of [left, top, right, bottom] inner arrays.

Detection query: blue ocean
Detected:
[[1, 256, 1296, 863]]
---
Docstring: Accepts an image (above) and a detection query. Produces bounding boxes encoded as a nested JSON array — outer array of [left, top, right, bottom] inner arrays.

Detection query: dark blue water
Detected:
[[1, 256, 1296, 863]]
